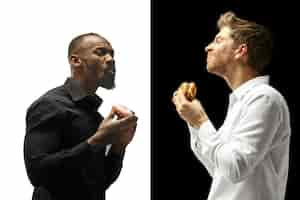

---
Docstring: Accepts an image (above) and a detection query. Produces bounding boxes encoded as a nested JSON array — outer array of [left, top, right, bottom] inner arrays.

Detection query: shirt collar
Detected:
[[63, 77, 103, 108], [229, 75, 270, 103]]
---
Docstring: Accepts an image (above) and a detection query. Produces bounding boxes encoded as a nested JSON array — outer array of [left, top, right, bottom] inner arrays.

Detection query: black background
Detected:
[[152, 1, 298, 199]]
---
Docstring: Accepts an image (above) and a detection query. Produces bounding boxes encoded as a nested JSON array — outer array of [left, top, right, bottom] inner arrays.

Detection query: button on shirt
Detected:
[[24, 78, 124, 200], [188, 76, 291, 200]]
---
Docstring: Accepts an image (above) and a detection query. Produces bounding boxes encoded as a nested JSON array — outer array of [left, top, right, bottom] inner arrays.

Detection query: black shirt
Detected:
[[24, 78, 124, 200]]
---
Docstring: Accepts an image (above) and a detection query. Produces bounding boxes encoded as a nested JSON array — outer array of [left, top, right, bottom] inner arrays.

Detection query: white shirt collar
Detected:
[[230, 75, 270, 102]]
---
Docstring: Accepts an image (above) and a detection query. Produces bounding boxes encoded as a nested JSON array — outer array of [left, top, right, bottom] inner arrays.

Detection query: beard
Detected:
[[97, 65, 116, 89]]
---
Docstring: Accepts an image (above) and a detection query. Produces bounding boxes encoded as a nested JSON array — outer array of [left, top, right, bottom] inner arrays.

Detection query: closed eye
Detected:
[[214, 36, 223, 43], [94, 48, 114, 57]]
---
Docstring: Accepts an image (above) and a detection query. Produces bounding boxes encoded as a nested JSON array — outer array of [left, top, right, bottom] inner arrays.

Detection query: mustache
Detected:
[[105, 61, 116, 73], [98, 62, 116, 89]]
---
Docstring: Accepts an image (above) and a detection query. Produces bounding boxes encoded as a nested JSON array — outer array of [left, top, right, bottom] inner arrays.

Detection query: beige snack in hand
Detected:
[[113, 105, 134, 119], [178, 81, 197, 101]]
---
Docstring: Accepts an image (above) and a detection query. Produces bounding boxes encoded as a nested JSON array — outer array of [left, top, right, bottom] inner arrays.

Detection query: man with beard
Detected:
[[24, 33, 138, 200], [172, 11, 290, 200]]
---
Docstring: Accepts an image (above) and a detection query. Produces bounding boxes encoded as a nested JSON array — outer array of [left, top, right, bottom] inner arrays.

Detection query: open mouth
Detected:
[[108, 69, 115, 74], [105, 65, 116, 75], [207, 55, 213, 61]]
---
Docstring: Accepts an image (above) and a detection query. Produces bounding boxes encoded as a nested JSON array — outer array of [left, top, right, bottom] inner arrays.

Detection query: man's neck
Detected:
[[224, 65, 258, 91], [71, 75, 98, 95]]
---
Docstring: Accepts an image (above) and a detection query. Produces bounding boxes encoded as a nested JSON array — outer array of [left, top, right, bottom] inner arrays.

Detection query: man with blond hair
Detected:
[[172, 11, 290, 200]]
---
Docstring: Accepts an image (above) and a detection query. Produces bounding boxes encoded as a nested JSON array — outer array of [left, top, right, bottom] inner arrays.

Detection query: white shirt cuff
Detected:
[[188, 120, 216, 139]]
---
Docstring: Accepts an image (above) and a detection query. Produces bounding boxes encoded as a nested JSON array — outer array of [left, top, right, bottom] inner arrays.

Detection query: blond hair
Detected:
[[217, 11, 273, 74]]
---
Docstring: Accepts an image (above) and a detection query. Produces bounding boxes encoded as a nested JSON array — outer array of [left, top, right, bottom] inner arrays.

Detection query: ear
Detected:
[[69, 54, 82, 67], [234, 43, 248, 60]]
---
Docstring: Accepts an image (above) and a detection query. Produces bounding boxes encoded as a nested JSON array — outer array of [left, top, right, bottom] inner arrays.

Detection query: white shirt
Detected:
[[188, 76, 291, 200]]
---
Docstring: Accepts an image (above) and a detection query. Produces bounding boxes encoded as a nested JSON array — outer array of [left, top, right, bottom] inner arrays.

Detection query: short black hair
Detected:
[[68, 32, 103, 57]]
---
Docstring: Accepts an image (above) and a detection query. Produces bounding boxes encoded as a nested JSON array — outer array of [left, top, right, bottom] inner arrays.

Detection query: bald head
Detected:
[[68, 33, 109, 58]]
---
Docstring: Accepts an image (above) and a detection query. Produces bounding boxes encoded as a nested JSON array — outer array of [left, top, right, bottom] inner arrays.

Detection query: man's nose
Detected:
[[205, 43, 213, 52], [106, 59, 115, 69], [103, 53, 113, 62]]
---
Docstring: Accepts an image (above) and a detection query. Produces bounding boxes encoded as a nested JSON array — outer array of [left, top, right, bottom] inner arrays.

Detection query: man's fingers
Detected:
[[107, 107, 117, 119], [121, 125, 137, 135], [176, 90, 187, 104], [130, 124, 137, 134], [172, 90, 183, 106], [116, 115, 138, 129]]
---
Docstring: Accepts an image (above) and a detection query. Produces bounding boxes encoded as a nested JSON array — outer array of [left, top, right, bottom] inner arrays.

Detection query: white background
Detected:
[[0, 0, 150, 199]]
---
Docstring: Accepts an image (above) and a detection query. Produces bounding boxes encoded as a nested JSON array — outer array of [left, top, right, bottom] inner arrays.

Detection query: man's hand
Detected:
[[110, 123, 137, 154], [110, 105, 138, 153], [172, 89, 208, 128], [87, 106, 138, 147]]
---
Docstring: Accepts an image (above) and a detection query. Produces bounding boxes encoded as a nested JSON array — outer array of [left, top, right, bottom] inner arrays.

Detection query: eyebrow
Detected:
[[94, 47, 114, 55], [214, 35, 224, 41]]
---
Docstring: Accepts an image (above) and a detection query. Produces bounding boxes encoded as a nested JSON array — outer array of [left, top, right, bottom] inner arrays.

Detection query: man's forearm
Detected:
[[104, 148, 125, 189], [109, 144, 126, 154]]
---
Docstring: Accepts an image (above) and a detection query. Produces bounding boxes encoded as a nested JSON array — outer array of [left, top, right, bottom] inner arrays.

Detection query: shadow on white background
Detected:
[[0, 0, 150, 199]]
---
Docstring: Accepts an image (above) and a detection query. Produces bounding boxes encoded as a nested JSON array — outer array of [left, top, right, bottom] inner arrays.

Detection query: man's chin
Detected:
[[97, 80, 116, 90], [206, 64, 217, 73], [97, 74, 116, 89], [103, 84, 116, 90]]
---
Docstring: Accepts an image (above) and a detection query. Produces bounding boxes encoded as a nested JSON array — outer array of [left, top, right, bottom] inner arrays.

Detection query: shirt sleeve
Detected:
[[188, 122, 217, 177], [24, 98, 92, 187], [190, 94, 282, 183], [103, 149, 125, 189]]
